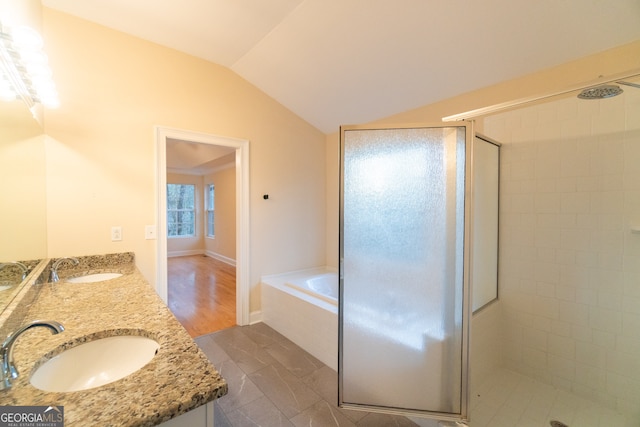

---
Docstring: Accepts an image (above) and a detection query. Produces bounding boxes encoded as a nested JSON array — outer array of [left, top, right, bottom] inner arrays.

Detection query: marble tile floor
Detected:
[[195, 323, 633, 427], [194, 322, 419, 427]]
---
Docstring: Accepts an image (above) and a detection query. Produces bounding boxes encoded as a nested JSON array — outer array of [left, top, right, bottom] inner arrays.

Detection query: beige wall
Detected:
[[0, 102, 47, 262], [41, 8, 327, 312], [325, 40, 640, 268], [0, 132, 47, 261], [166, 173, 204, 256], [204, 166, 236, 262]]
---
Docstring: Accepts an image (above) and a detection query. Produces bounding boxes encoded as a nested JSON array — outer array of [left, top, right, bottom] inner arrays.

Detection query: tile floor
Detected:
[[469, 369, 632, 427], [194, 323, 418, 426], [195, 323, 633, 427]]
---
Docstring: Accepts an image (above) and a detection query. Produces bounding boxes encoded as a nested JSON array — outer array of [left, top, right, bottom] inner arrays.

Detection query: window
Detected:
[[206, 184, 215, 237], [167, 184, 195, 237]]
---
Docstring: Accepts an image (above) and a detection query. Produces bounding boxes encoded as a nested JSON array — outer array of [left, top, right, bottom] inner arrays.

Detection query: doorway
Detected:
[[155, 126, 250, 327]]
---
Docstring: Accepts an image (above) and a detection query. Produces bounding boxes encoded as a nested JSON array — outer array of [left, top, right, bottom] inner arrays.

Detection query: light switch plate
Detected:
[[145, 225, 157, 240]]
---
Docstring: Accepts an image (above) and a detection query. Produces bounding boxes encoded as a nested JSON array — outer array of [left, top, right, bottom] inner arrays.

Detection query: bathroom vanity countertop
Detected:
[[0, 262, 228, 426]]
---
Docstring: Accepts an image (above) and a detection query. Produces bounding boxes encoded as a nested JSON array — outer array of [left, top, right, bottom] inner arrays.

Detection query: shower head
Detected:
[[577, 84, 623, 100]]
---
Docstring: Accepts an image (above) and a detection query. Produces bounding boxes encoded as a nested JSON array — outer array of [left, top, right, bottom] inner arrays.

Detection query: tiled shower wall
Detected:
[[482, 86, 640, 419]]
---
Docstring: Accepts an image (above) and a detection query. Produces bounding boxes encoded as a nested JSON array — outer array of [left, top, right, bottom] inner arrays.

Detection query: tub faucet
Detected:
[[50, 257, 79, 282], [0, 262, 29, 281], [0, 320, 64, 390]]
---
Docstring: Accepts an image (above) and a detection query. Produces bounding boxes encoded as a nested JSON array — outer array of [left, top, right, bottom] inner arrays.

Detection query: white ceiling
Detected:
[[166, 138, 235, 174], [43, 0, 640, 134]]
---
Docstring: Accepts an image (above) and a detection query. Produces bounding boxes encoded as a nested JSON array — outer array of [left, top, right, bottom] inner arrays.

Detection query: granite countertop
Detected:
[[0, 254, 227, 426]]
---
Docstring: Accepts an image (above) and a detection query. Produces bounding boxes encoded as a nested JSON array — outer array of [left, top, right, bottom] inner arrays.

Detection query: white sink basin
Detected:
[[30, 335, 159, 392], [66, 273, 123, 283]]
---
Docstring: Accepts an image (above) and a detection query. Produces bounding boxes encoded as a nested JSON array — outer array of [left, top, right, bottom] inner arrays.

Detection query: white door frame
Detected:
[[155, 126, 250, 326]]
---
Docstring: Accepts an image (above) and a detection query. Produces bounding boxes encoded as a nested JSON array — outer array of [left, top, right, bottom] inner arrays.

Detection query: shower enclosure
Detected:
[[339, 123, 472, 423], [471, 76, 640, 426]]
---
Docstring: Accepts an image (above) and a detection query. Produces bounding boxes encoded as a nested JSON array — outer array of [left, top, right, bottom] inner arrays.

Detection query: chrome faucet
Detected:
[[0, 320, 64, 390], [50, 257, 79, 282], [0, 262, 29, 281]]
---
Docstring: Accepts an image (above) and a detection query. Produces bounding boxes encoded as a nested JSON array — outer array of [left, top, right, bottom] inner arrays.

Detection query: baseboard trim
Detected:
[[166, 250, 237, 268], [249, 310, 262, 325], [167, 250, 203, 258], [204, 251, 236, 267]]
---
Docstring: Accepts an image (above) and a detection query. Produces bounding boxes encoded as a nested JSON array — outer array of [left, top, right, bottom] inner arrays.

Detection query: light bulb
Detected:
[[10, 26, 43, 50], [0, 78, 16, 101], [19, 50, 48, 67]]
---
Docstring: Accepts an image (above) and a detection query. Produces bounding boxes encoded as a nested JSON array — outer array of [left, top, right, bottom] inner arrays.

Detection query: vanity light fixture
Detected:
[[0, 22, 59, 111]]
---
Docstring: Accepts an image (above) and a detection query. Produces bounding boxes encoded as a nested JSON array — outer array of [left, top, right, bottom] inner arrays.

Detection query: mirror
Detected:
[[0, 99, 48, 314], [0, 258, 44, 309], [0, 0, 48, 316]]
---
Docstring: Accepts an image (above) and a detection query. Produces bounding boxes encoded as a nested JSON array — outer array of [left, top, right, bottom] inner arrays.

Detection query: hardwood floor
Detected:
[[168, 255, 236, 337]]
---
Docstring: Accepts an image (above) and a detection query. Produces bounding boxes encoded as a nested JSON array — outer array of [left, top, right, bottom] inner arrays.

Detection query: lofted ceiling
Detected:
[[42, 0, 640, 135]]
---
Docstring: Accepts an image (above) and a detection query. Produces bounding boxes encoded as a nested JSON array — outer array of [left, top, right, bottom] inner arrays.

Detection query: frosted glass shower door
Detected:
[[339, 124, 471, 422]]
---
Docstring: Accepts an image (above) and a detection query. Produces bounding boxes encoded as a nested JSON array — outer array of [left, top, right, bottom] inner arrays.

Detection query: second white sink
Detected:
[[66, 273, 123, 283], [30, 335, 159, 392]]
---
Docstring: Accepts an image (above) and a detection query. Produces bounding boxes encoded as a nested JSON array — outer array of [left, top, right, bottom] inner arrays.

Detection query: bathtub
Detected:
[[261, 267, 338, 370]]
